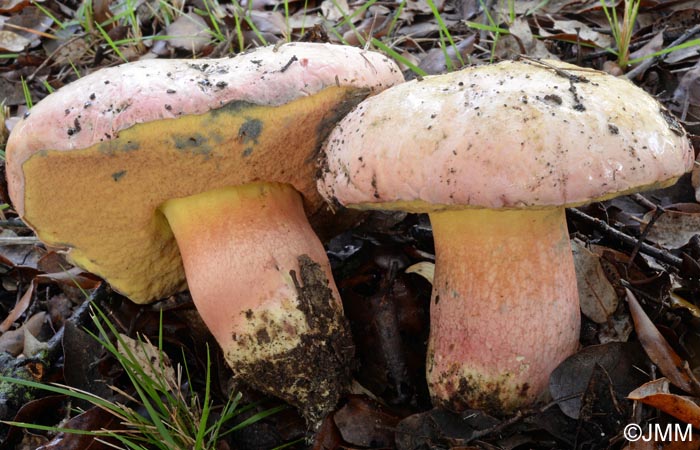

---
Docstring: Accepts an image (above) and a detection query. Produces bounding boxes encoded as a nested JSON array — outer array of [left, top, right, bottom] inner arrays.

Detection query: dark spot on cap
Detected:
[[111, 170, 127, 181], [543, 94, 562, 105], [238, 118, 263, 145]]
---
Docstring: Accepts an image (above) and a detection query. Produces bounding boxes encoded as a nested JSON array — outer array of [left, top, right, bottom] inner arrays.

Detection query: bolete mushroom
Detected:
[[319, 59, 693, 413], [6, 42, 404, 423]]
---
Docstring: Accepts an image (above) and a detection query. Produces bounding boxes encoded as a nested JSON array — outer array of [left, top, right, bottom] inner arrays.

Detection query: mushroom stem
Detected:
[[160, 182, 353, 425], [426, 207, 580, 413]]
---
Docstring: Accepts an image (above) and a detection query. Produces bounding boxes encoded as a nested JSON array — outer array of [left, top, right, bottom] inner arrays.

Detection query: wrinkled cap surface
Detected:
[[319, 59, 694, 211], [6, 42, 404, 303]]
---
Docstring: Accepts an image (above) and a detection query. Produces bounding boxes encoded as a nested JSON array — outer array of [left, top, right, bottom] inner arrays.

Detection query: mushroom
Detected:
[[6, 42, 404, 423], [319, 59, 693, 413]]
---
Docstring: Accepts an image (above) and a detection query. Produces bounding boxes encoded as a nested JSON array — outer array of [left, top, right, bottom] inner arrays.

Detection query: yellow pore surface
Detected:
[[21, 86, 359, 303]]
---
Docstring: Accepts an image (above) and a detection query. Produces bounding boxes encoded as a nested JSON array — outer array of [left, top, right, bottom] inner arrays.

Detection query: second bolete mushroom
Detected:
[[6, 42, 404, 423], [319, 59, 693, 413]]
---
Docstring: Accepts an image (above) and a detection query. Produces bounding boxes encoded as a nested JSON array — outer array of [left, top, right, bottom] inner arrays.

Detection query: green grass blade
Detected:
[[464, 21, 509, 34], [20, 77, 32, 108], [95, 21, 128, 63], [371, 38, 427, 76], [627, 38, 700, 65]]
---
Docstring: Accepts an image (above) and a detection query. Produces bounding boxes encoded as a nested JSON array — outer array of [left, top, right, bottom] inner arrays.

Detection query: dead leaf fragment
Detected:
[[0, 311, 48, 356], [333, 396, 400, 447], [549, 17, 613, 48], [418, 35, 476, 75], [117, 333, 176, 387], [405, 261, 434, 284], [628, 378, 700, 428], [0, 30, 30, 52], [498, 18, 557, 60], [165, 12, 211, 52], [321, 0, 349, 21], [629, 32, 664, 65], [0, 0, 28, 14], [643, 205, 700, 249], [550, 342, 648, 419], [626, 288, 700, 395], [572, 239, 619, 323], [405, 0, 444, 14]]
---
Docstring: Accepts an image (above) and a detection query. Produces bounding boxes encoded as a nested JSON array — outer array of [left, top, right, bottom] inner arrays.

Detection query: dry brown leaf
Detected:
[[321, 0, 350, 21], [285, 13, 323, 30], [343, 13, 392, 46], [669, 290, 700, 321], [0, 268, 100, 333], [643, 204, 700, 249], [22, 323, 48, 356], [0, 311, 47, 356], [0, 30, 30, 52], [37, 267, 102, 290], [0, 279, 35, 333], [629, 31, 664, 64], [498, 17, 557, 59], [0, 0, 29, 14], [628, 378, 700, 428], [549, 342, 648, 419], [43, 29, 90, 66], [548, 17, 613, 48], [626, 288, 700, 395], [405, 261, 434, 284], [249, 10, 286, 35], [165, 12, 211, 52], [118, 333, 177, 387], [6, 6, 55, 43], [418, 34, 475, 74], [677, 63, 700, 105], [405, 0, 444, 14], [396, 21, 441, 38], [572, 239, 619, 324], [0, 229, 44, 268], [598, 313, 634, 343], [665, 45, 700, 65], [334, 397, 400, 447], [674, 63, 700, 137]]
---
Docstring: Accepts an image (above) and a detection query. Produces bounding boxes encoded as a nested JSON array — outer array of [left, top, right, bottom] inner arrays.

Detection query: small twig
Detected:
[[626, 24, 700, 80], [468, 395, 579, 442], [630, 193, 658, 211], [568, 208, 682, 268], [627, 194, 666, 270], [0, 236, 40, 245], [28, 34, 87, 82], [517, 55, 592, 82]]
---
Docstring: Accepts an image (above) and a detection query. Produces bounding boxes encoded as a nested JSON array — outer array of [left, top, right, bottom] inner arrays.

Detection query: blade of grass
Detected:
[[628, 38, 700, 65], [20, 77, 33, 109], [371, 38, 427, 76], [384, 0, 406, 38], [464, 21, 509, 34], [425, 0, 463, 67], [32, 1, 66, 30], [95, 21, 129, 63]]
